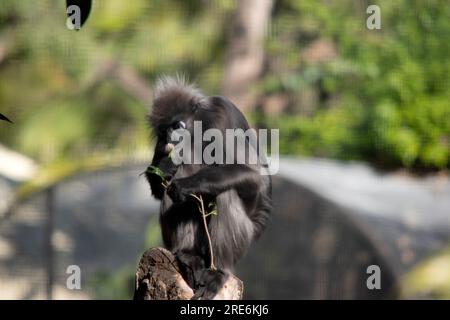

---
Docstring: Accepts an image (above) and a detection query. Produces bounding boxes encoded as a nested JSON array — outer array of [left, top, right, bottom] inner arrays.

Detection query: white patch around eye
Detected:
[[179, 121, 186, 129]]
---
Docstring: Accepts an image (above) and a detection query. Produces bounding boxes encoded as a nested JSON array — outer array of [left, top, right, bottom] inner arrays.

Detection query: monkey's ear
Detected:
[[66, 0, 92, 30]]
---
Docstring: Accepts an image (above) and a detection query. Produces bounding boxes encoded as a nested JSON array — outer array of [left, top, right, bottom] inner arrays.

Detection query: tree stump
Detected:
[[133, 247, 243, 300]]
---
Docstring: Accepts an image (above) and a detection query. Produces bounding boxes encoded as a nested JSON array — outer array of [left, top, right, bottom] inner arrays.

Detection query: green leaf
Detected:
[[207, 202, 218, 216], [146, 165, 166, 180]]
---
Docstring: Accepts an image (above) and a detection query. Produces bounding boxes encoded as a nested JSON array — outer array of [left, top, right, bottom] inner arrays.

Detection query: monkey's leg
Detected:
[[174, 250, 206, 289]]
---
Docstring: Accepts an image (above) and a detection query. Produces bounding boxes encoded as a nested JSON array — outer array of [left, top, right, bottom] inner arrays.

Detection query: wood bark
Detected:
[[133, 247, 243, 300]]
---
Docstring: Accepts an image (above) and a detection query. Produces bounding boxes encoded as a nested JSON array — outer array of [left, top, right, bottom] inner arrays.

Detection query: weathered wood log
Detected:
[[133, 247, 243, 300]]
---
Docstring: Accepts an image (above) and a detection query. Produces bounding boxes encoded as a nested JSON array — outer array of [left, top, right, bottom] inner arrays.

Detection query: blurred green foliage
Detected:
[[262, 0, 449, 169], [400, 247, 450, 299], [0, 0, 448, 170], [0, 0, 233, 164], [89, 265, 135, 299]]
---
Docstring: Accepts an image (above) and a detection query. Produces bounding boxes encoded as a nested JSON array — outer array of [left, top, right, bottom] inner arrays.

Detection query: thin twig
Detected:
[[190, 194, 216, 270]]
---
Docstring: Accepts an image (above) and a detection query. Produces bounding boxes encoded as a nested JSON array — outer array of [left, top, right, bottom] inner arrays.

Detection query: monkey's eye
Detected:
[[171, 121, 186, 130]]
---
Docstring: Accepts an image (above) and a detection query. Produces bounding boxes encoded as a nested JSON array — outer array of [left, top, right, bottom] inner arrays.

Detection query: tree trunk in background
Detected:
[[83, 58, 153, 106], [222, 0, 273, 112]]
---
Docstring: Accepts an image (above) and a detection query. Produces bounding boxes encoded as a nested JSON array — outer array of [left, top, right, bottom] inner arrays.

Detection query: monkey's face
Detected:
[[160, 115, 197, 160], [166, 119, 187, 143], [163, 113, 195, 144], [150, 80, 209, 160]]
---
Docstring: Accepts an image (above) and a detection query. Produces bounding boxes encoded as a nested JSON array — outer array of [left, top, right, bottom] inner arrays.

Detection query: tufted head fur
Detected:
[[149, 75, 207, 132]]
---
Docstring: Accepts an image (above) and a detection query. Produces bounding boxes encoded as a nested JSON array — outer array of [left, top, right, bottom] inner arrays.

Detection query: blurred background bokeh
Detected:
[[0, 0, 449, 299]]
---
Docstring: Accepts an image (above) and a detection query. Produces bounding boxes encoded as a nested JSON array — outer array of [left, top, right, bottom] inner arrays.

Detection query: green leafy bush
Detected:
[[259, 0, 449, 169]]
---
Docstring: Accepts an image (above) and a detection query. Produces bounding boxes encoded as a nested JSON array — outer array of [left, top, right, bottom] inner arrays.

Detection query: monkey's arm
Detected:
[[167, 165, 261, 202], [146, 141, 179, 200]]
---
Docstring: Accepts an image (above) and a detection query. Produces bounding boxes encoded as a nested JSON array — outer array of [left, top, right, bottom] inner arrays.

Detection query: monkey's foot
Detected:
[[192, 269, 243, 300]]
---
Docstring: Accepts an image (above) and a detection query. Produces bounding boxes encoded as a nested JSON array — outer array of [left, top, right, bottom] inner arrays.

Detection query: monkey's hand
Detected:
[[158, 157, 178, 181], [146, 157, 179, 200], [166, 178, 195, 203]]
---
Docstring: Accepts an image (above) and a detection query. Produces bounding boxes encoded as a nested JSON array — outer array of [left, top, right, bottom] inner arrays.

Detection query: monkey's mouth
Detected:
[[165, 143, 175, 154]]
